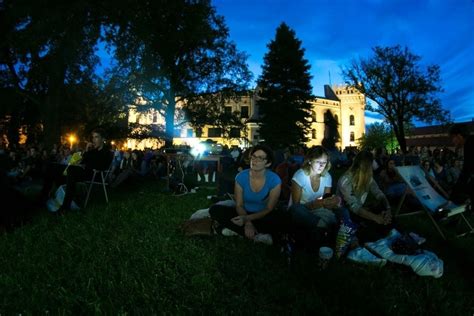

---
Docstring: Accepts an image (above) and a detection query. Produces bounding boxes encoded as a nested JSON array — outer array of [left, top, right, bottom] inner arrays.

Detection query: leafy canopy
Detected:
[[342, 45, 448, 152]]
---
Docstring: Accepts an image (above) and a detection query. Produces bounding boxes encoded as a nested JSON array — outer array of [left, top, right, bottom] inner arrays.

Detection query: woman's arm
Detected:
[[338, 175, 364, 214], [291, 179, 325, 209], [357, 207, 387, 224], [234, 182, 247, 217], [369, 179, 391, 210]]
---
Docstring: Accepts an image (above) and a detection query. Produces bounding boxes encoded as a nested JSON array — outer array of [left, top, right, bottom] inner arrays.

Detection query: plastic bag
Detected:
[[365, 229, 443, 278], [335, 219, 358, 258], [46, 185, 80, 212]]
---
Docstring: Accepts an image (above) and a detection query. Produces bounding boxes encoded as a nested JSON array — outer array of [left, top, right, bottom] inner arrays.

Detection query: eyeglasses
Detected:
[[250, 155, 267, 162], [312, 160, 327, 166]]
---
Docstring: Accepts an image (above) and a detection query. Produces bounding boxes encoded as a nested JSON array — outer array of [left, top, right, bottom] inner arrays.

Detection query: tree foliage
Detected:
[[342, 45, 449, 153], [183, 90, 248, 141], [1, 0, 250, 147], [358, 122, 398, 152], [256, 23, 313, 148], [105, 0, 252, 146], [0, 0, 105, 146]]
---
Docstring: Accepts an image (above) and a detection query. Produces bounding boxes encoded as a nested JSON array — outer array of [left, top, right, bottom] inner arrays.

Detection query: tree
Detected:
[[106, 0, 251, 147], [1, 0, 104, 147], [342, 45, 449, 153], [256, 23, 313, 148], [183, 90, 248, 142], [358, 122, 398, 153]]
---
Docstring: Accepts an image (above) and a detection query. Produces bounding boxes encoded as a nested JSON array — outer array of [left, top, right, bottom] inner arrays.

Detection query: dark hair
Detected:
[[250, 144, 274, 165], [91, 128, 106, 138], [449, 124, 470, 138]]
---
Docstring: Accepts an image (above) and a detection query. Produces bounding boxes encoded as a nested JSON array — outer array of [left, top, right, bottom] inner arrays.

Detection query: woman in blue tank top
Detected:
[[209, 145, 288, 242]]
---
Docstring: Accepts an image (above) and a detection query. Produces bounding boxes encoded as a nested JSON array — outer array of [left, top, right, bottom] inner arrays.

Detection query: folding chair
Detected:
[[84, 164, 113, 208], [395, 165, 474, 240]]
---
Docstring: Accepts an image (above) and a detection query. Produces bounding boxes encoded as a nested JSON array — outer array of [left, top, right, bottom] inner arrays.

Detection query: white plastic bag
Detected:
[[46, 185, 80, 212], [365, 229, 444, 278]]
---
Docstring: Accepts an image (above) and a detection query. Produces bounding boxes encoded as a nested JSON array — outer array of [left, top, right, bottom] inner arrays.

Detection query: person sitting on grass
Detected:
[[209, 144, 288, 244], [288, 146, 344, 247], [110, 150, 142, 188], [337, 150, 393, 243]]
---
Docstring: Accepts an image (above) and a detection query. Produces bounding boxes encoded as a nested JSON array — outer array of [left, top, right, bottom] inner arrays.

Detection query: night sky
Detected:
[[213, 0, 474, 126]]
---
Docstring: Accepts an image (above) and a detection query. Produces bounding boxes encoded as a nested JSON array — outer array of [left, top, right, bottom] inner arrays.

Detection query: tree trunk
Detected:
[[164, 87, 176, 148], [395, 123, 407, 153], [42, 61, 66, 149]]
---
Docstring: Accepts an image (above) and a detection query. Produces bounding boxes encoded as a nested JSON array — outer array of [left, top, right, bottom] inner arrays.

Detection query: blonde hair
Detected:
[[349, 151, 373, 195], [301, 146, 331, 176]]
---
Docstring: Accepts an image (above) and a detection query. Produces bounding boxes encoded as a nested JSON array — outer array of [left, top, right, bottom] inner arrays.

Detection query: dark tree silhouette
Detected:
[[257, 23, 313, 148], [342, 45, 448, 153]]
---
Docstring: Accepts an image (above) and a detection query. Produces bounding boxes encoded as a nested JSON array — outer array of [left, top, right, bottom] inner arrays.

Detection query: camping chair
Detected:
[[395, 165, 474, 240], [167, 154, 189, 196], [84, 164, 113, 208]]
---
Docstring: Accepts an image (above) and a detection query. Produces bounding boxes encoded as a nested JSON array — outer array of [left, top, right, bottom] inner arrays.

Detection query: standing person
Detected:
[[449, 124, 474, 206], [40, 128, 113, 213], [209, 144, 286, 244], [337, 151, 392, 243]]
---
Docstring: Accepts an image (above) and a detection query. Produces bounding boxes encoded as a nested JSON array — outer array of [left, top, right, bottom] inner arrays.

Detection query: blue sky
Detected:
[[213, 0, 474, 125]]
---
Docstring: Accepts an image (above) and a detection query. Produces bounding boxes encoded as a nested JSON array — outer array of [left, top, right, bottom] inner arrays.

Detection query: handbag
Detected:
[[179, 217, 215, 236]]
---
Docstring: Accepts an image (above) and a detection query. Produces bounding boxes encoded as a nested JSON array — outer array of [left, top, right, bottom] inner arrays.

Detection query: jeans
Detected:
[[209, 204, 290, 236]]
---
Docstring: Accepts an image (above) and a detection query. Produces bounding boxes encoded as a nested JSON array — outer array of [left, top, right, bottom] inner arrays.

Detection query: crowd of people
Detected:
[[0, 124, 472, 251], [207, 123, 473, 257]]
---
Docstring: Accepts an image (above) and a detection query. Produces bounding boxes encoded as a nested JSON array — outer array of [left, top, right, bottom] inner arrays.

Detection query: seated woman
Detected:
[[288, 146, 342, 232], [209, 144, 287, 243], [110, 150, 141, 188], [378, 158, 407, 200], [337, 151, 392, 243]]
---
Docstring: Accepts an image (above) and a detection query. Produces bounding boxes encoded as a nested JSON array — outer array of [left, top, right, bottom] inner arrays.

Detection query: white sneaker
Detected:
[[221, 228, 239, 237], [254, 233, 273, 245], [409, 232, 426, 245]]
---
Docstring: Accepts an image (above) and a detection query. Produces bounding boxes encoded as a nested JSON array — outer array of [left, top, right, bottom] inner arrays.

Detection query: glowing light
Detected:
[[190, 143, 206, 157], [68, 134, 77, 149]]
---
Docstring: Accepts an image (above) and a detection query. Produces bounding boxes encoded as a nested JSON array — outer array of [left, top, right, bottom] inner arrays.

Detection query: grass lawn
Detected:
[[1, 178, 473, 314]]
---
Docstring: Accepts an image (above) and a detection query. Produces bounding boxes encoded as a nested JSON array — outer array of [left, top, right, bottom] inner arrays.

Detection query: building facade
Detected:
[[126, 84, 366, 150]]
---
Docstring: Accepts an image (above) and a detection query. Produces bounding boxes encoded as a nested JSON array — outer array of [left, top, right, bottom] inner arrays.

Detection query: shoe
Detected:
[[409, 232, 426, 245], [254, 233, 273, 245], [281, 238, 294, 266], [56, 206, 68, 216], [221, 228, 239, 237]]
